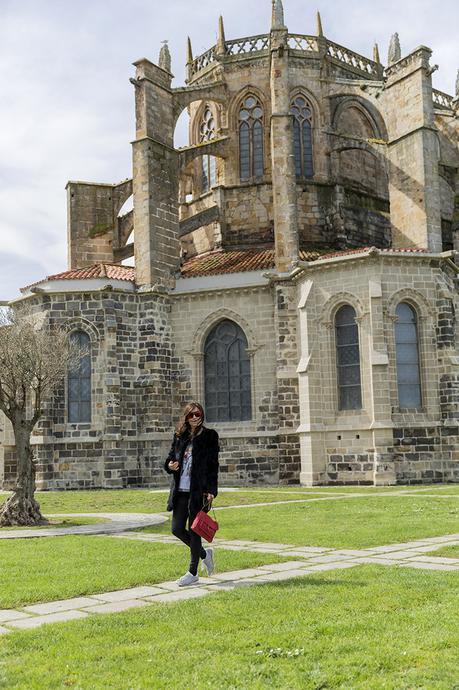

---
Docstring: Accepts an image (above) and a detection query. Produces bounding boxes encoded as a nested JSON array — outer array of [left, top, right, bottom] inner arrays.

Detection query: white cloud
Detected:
[[0, 0, 457, 300]]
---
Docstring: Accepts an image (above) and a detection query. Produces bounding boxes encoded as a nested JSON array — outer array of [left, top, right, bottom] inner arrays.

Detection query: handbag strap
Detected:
[[202, 498, 218, 521]]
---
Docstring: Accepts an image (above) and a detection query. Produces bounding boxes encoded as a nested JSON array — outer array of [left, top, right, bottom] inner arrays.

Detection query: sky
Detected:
[[0, 0, 457, 301]]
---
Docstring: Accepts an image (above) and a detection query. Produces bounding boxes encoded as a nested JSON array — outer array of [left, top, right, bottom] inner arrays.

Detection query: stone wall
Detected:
[[297, 252, 459, 485]]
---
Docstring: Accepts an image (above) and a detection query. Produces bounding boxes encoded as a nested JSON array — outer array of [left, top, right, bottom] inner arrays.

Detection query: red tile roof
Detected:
[[21, 263, 135, 292], [178, 246, 430, 277], [20, 247, 434, 292], [179, 248, 324, 277]]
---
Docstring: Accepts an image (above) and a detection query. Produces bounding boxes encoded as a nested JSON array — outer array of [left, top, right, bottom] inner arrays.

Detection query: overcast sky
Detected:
[[0, 0, 457, 301]]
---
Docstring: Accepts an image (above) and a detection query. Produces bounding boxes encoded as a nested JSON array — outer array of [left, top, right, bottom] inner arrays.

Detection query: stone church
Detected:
[[1, 1, 458, 490]]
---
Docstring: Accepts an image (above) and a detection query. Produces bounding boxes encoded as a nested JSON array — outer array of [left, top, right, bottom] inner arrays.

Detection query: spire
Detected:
[[216, 15, 226, 55], [271, 0, 286, 30], [373, 42, 380, 64], [159, 40, 171, 73], [456, 69, 459, 98], [186, 36, 193, 65], [316, 11, 323, 37], [388, 33, 401, 65]]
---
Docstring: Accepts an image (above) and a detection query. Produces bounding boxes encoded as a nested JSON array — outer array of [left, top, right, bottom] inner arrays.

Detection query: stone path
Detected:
[[0, 512, 166, 539], [0, 531, 457, 635]]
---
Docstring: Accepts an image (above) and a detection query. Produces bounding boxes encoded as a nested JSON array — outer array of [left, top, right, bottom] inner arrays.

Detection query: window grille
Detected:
[[395, 302, 422, 408], [68, 331, 91, 423], [204, 320, 251, 422], [290, 95, 314, 178], [335, 305, 362, 410], [238, 95, 264, 181]]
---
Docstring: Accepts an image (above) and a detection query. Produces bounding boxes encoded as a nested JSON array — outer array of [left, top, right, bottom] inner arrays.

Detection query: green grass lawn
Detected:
[[2, 484, 456, 518], [0, 517, 104, 531], [1, 566, 457, 690], [0, 536, 294, 609], [138, 495, 459, 549], [12, 488, 327, 514]]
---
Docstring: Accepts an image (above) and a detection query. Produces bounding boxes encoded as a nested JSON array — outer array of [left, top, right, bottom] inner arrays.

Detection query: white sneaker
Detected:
[[177, 571, 199, 587], [202, 548, 215, 576]]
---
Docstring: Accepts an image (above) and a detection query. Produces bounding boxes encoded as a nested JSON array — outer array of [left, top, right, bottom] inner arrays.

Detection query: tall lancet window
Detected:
[[68, 331, 91, 423], [204, 320, 252, 422], [290, 95, 314, 178], [395, 302, 422, 408], [238, 95, 264, 181], [335, 305, 362, 411], [199, 106, 217, 193]]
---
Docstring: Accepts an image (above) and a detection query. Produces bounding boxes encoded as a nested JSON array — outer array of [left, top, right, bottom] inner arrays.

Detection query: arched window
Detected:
[[68, 331, 91, 423], [199, 106, 217, 193], [395, 302, 422, 408], [335, 305, 362, 410], [238, 95, 264, 181], [204, 320, 251, 422], [290, 95, 313, 178]]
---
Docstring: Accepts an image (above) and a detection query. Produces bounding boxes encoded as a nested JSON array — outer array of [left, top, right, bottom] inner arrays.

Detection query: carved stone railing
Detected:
[[189, 33, 383, 80], [190, 46, 216, 76], [326, 40, 383, 78], [225, 34, 270, 56], [287, 34, 319, 52], [432, 88, 455, 110]]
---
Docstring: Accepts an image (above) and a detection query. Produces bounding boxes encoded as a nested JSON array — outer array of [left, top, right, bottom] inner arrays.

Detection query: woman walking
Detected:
[[165, 402, 219, 586]]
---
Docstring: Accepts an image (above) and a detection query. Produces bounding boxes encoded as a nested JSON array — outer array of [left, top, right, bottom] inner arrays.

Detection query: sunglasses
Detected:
[[187, 411, 202, 420]]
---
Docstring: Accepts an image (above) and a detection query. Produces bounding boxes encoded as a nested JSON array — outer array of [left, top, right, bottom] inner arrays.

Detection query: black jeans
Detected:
[[171, 492, 207, 576]]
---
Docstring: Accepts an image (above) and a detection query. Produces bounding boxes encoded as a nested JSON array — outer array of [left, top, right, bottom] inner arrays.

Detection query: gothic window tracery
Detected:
[[238, 95, 264, 181], [204, 319, 252, 422], [68, 331, 91, 423], [290, 95, 314, 178], [395, 302, 422, 408], [199, 106, 217, 193], [335, 305, 362, 410]]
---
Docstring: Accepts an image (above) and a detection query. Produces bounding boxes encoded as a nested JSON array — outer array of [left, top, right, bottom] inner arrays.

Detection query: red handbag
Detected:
[[191, 501, 219, 542]]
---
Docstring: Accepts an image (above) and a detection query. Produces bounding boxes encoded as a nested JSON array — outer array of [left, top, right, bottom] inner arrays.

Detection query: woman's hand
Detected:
[[168, 461, 179, 471]]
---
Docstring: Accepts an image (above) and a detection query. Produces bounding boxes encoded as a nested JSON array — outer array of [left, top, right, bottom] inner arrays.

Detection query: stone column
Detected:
[[366, 276, 396, 485], [296, 279, 328, 485], [270, 27, 299, 273], [132, 58, 180, 288], [384, 47, 442, 252]]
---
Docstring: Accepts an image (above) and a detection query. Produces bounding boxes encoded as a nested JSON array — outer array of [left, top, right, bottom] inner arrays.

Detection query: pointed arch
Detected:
[[290, 92, 315, 178]]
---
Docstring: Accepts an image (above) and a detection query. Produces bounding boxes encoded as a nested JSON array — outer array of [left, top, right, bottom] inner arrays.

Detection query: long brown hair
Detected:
[[176, 401, 205, 438]]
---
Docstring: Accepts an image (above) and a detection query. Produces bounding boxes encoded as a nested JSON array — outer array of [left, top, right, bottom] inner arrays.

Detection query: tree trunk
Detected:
[[0, 415, 47, 527]]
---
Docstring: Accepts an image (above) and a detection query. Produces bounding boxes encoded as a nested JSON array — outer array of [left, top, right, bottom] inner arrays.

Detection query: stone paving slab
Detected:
[[303, 562, 359, 573], [258, 561, 311, 572], [205, 581, 237, 591], [7, 610, 88, 630], [406, 544, 459, 553], [0, 610, 31, 623], [82, 599, 152, 615], [249, 569, 314, 583], [304, 554, 359, 564], [371, 550, 424, 560], [398, 561, 459, 572], [146, 589, 211, 603], [93, 586, 167, 602], [412, 556, 459, 565], [23, 596, 104, 615], [213, 568, 268, 581], [282, 547, 332, 556], [351, 557, 403, 566]]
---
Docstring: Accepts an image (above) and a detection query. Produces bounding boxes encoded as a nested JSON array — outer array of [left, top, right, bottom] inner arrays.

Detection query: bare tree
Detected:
[[0, 306, 84, 526]]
